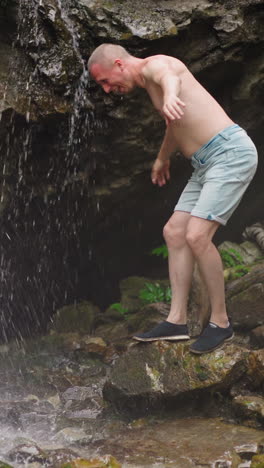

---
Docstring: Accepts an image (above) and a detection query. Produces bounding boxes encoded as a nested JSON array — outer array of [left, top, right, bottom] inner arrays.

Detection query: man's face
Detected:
[[90, 62, 134, 94]]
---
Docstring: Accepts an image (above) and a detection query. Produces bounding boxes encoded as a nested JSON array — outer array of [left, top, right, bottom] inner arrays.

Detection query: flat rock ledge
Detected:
[[103, 341, 253, 413]]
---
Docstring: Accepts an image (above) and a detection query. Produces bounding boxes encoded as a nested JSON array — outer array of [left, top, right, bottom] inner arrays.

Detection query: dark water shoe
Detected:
[[190, 321, 234, 354], [133, 321, 190, 342]]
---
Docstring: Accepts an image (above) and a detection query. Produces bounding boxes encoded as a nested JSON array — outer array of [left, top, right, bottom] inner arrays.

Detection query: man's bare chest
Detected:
[[145, 82, 164, 112]]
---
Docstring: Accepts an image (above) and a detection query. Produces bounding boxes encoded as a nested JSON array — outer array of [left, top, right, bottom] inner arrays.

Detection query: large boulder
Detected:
[[103, 341, 249, 413]]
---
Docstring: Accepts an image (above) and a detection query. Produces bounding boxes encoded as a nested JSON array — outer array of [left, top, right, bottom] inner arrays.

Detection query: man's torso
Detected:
[[142, 55, 234, 158]]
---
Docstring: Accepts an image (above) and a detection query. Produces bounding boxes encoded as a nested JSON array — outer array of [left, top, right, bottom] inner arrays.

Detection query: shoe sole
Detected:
[[132, 335, 190, 342], [189, 333, 234, 355]]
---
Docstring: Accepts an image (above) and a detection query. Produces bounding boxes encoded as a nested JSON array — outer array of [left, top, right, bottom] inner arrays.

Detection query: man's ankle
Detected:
[[209, 318, 229, 328]]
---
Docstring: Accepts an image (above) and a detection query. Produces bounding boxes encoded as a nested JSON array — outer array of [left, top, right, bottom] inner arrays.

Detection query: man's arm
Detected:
[[151, 125, 177, 186], [157, 123, 178, 161], [144, 59, 186, 125]]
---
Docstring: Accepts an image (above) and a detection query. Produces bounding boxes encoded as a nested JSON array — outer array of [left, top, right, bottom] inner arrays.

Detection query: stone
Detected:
[[81, 336, 107, 357], [232, 395, 264, 427], [246, 350, 264, 390], [103, 341, 249, 412], [251, 454, 264, 468], [225, 263, 264, 330], [7, 444, 46, 464], [250, 326, 264, 349], [53, 427, 91, 444], [51, 302, 99, 334], [119, 276, 170, 313], [218, 241, 262, 266], [126, 302, 170, 334]]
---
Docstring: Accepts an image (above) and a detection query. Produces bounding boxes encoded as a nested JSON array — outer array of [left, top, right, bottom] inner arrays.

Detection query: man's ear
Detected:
[[114, 58, 123, 70]]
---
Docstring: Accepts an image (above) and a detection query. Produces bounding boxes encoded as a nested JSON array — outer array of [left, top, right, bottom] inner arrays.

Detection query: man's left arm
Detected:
[[144, 60, 186, 125], [159, 74, 185, 124]]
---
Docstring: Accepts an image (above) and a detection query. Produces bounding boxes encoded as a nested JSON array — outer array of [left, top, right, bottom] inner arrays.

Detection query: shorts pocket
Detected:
[[229, 147, 258, 183]]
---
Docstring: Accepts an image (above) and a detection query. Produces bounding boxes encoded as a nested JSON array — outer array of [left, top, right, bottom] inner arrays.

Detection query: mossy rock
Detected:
[[104, 341, 250, 412], [51, 301, 100, 334], [0, 462, 14, 468], [119, 276, 169, 313], [251, 454, 264, 468], [218, 241, 262, 267]]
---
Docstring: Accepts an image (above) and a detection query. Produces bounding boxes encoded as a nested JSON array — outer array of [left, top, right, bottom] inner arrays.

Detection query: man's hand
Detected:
[[162, 95, 186, 125], [151, 159, 170, 186]]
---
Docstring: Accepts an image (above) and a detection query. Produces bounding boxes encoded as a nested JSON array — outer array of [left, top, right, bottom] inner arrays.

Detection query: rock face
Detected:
[[0, 0, 263, 338]]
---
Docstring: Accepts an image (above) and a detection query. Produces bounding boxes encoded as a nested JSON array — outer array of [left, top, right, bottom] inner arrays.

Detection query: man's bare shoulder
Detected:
[[142, 55, 187, 80]]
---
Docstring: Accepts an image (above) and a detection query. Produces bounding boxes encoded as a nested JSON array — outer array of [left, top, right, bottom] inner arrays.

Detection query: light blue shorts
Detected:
[[174, 124, 258, 225]]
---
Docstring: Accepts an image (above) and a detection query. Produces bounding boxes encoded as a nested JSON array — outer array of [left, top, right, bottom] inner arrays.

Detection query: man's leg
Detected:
[[186, 216, 228, 327], [163, 211, 195, 325], [186, 216, 233, 354], [133, 211, 193, 342]]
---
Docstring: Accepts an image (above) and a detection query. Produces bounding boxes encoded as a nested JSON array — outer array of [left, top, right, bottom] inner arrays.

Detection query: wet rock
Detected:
[[53, 427, 91, 444], [51, 302, 99, 334], [59, 456, 121, 468], [44, 448, 78, 467], [7, 443, 47, 464], [103, 341, 249, 413], [250, 326, 264, 349], [62, 385, 101, 402], [233, 395, 264, 427], [20, 412, 57, 433], [61, 384, 104, 419]]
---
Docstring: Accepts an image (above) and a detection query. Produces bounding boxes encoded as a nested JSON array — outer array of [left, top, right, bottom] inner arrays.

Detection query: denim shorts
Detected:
[[174, 124, 258, 225]]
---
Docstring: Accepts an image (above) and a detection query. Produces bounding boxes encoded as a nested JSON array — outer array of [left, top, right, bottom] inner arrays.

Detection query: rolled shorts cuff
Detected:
[[174, 207, 227, 225], [190, 210, 227, 226]]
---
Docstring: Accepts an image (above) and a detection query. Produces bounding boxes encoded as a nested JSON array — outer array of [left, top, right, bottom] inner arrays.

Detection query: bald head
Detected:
[[88, 43, 132, 72]]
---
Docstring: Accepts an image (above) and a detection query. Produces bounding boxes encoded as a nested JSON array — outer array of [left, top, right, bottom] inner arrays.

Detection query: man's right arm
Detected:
[[151, 125, 178, 186]]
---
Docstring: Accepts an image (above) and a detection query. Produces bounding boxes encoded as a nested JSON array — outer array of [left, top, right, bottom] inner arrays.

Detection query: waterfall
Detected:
[[0, 0, 98, 341]]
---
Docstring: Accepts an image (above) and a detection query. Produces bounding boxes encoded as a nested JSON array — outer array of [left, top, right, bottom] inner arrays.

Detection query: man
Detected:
[[88, 43, 258, 354]]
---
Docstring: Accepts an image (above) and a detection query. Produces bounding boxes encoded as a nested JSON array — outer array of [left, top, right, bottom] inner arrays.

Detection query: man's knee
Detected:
[[163, 219, 187, 247], [186, 218, 219, 255], [186, 229, 208, 256]]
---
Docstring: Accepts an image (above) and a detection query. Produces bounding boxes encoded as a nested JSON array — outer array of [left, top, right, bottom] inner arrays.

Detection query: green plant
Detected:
[[230, 265, 249, 279], [220, 247, 244, 268], [109, 302, 129, 317], [150, 244, 168, 259], [139, 282, 171, 304]]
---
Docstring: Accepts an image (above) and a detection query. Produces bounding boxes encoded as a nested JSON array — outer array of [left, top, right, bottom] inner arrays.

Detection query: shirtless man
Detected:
[[88, 44, 258, 354]]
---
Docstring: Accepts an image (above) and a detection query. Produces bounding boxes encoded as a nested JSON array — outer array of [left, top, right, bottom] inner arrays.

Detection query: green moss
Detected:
[[120, 32, 133, 40], [220, 248, 244, 268], [229, 265, 249, 280], [251, 454, 264, 468]]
